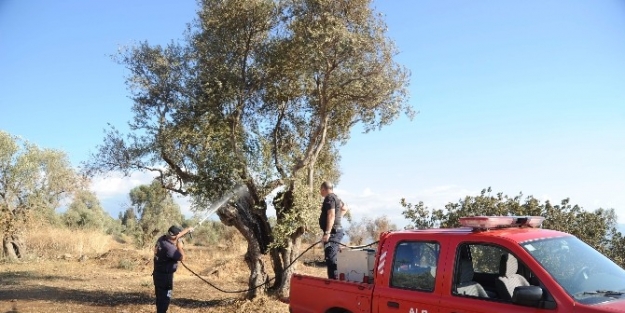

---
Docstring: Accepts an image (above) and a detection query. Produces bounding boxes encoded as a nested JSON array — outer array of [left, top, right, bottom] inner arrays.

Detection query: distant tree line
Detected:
[[400, 187, 625, 268], [0, 130, 234, 259], [346, 215, 397, 245], [4, 128, 623, 273]]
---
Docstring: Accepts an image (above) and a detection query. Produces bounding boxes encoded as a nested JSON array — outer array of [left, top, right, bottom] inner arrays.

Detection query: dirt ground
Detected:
[[0, 245, 326, 313]]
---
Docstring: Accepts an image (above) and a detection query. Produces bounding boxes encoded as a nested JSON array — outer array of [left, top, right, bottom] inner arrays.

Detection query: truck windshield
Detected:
[[522, 236, 625, 304]]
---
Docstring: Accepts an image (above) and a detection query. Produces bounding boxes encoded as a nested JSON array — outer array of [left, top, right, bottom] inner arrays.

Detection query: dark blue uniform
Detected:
[[319, 193, 344, 279], [153, 235, 182, 313]]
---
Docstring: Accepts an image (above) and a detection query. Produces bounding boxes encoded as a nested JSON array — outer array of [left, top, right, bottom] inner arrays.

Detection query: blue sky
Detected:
[[1, 0, 624, 227]]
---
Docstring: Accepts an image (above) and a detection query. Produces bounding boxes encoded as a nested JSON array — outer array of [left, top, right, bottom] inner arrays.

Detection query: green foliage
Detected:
[[64, 190, 118, 233], [270, 175, 324, 247], [610, 234, 625, 267], [88, 0, 410, 218], [401, 187, 625, 267], [391, 272, 435, 291], [87, 0, 411, 294], [123, 181, 184, 248], [0, 131, 80, 259], [469, 244, 507, 274]]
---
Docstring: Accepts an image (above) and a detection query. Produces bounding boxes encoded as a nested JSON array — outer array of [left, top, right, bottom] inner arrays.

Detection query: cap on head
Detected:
[[167, 226, 182, 237]]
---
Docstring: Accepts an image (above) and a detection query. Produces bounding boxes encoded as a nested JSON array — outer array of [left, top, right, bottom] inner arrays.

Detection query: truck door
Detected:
[[375, 240, 443, 313], [440, 242, 559, 313]]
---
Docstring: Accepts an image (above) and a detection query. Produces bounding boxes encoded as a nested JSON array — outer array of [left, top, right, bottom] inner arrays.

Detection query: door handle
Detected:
[[387, 301, 399, 308]]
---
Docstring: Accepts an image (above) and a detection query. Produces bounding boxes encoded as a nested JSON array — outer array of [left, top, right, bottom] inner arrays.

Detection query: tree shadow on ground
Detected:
[[0, 271, 86, 286], [0, 285, 238, 309]]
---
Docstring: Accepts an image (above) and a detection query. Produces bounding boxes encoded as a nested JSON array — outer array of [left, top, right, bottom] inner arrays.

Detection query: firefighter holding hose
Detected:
[[153, 225, 194, 313], [319, 181, 349, 279]]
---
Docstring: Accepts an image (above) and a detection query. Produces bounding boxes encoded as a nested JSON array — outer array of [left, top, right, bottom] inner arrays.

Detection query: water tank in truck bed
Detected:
[[337, 248, 376, 283]]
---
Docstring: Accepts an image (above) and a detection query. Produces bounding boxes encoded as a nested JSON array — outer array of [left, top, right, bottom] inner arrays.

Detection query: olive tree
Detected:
[[346, 218, 369, 245], [127, 181, 184, 247], [401, 187, 624, 267], [64, 190, 115, 232], [0, 131, 79, 260], [88, 0, 411, 297], [348, 215, 397, 245]]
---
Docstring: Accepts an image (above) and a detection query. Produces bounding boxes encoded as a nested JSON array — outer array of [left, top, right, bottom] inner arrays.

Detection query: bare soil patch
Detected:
[[0, 244, 325, 312]]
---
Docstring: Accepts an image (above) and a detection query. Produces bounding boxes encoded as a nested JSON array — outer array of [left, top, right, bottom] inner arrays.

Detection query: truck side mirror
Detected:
[[512, 286, 543, 307]]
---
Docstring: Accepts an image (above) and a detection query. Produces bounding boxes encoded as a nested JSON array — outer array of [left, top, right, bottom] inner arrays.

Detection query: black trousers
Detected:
[[153, 272, 174, 313], [324, 229, 344, 279]]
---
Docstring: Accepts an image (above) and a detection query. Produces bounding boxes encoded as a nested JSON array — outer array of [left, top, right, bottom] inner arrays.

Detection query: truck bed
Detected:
[[289, 274, 374, 313]]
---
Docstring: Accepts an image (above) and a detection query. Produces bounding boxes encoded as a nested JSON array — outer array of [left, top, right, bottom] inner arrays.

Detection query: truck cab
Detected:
[[289, 216, 625, 313]]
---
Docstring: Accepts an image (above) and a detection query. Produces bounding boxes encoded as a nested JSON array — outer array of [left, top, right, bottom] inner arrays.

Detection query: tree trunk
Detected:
[[2, 232, 24, 260], [269, 248, 284, 291], [269, 187, 307, 298], [217, 191, 271, 299], [272, 227, 304, 298]]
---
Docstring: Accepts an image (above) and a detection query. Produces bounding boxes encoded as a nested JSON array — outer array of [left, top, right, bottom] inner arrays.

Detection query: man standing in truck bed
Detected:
[[319, 181, 348, 279]]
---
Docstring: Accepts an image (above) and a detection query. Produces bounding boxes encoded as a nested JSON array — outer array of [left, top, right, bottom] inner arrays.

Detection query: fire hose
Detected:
[[180, 240, 379, 294], [177, 184, 377, 293]]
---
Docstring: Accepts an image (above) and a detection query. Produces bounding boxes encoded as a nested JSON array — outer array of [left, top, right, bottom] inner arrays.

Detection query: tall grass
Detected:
[[25, 226, 115, 259]]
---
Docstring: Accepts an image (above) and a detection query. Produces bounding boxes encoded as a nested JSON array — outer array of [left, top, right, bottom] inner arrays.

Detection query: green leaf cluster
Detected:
[[64, 190, 119, 234], [120, 181, 184, 248], [0, 130, 80, 259], [87, 0, 411, 294], [401, 187, 625, 267], [88, 0, 410, 215]]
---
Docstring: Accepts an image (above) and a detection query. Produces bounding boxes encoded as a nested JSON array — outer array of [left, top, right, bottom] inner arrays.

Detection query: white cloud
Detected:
[[410, 185, 475, 208], [89, 171, 200, 218], [335, 185, 477, 229], [362, 187, 373, 197], [90, 171, 272, 220], [90, 171, 157, 200], [88, 171, 156, 217], [90, 174, 625, 228], [336, 185, 625, 228]]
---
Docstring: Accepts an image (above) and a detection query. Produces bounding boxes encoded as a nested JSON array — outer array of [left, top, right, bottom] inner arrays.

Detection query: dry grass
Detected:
[[2, 228, 327, 312], [24, 226, 117, 259]]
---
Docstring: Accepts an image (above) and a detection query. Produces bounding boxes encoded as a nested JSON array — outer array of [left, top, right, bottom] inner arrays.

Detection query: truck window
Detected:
[[523, 236, 625, 304], [470, 245, 506, 274], [390, 241, 439, 292], [453, 243, 541, 302]]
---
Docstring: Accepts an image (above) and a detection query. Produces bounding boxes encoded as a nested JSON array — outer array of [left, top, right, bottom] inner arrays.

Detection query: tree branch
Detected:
[[132, 161, 190, 196], [160, 151, 194, 182], [293, 113, 329, 174], [272, 102, 288, 181]]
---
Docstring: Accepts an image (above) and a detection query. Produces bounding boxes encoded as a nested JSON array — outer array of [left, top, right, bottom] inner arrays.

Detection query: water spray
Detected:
[[195, 184, 249, 227]]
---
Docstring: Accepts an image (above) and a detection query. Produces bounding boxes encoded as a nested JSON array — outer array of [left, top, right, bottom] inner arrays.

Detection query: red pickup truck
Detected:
[[289, 216, 625, 313]]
